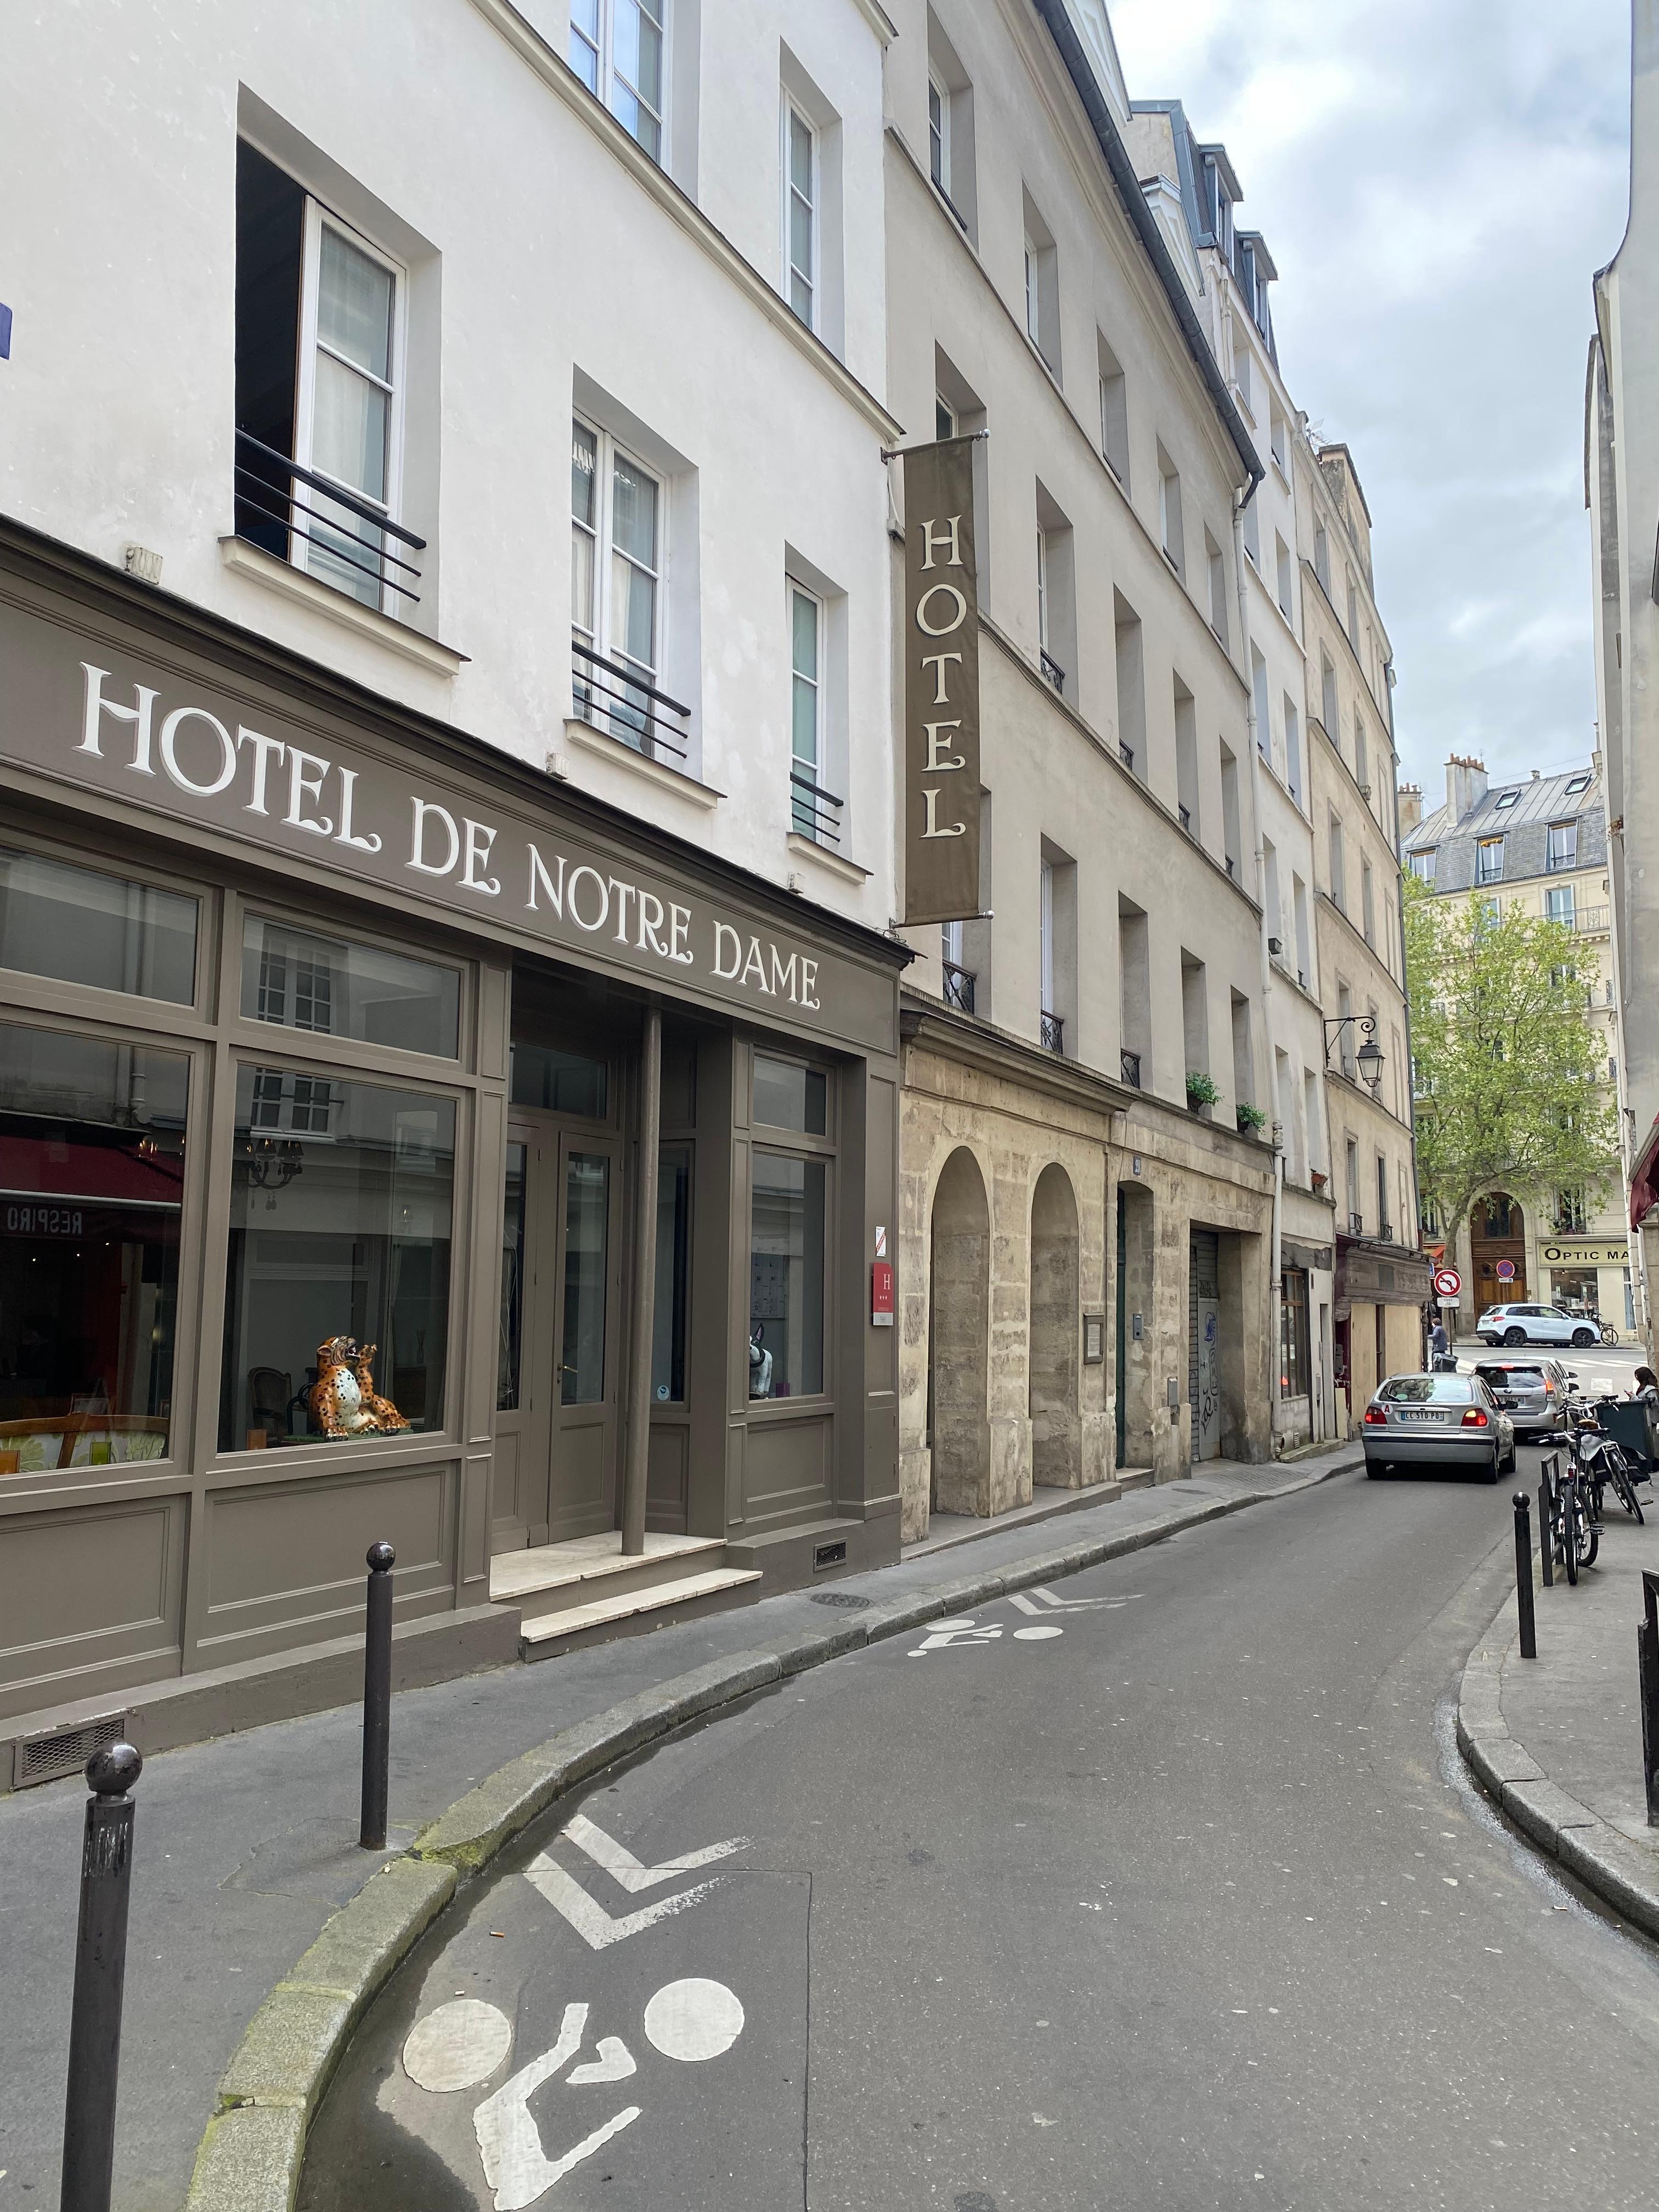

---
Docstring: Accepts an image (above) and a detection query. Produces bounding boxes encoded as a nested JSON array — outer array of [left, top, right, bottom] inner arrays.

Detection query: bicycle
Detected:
[[1579, 1398, 1646, 1526], [1600, 1322, 1620, 1346], [1539, 1432, 1598, 1583]]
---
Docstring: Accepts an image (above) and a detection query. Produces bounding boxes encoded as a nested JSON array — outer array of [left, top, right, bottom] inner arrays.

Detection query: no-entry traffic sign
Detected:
[[1432, 1266, 1462, 1300]]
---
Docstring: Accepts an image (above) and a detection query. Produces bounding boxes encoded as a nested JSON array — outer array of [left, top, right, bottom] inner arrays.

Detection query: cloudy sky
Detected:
[[1108, 0, 1632, 797]]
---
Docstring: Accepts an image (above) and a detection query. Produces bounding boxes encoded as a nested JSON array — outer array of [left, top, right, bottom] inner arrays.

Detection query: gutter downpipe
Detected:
[[1233, 488, 1284, 1452]]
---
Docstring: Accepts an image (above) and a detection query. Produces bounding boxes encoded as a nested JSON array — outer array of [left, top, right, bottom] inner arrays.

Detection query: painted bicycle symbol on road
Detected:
[[402, 1975, 745, 2209]]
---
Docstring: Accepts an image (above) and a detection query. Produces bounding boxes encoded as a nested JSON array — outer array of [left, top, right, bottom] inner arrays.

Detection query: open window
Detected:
[[234, 139, 419, 618]]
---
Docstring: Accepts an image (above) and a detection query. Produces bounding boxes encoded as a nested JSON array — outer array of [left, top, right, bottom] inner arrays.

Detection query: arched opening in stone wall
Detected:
[[1030, 1161, 1081, 1486], [928, 1147, 991, 1516]]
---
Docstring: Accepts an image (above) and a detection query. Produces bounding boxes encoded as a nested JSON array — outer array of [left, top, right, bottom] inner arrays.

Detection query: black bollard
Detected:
[[1513, 1493, 1537, 1661], [1538, 1467, 1554, 1589], [1641, 1571, 1659, 1827], [61, 1741, 142, 2212], [359, 1541, 396, 1850]]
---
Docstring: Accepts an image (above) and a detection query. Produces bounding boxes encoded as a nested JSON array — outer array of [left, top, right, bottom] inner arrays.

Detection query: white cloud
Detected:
[[1108, 0, 1630, 783]]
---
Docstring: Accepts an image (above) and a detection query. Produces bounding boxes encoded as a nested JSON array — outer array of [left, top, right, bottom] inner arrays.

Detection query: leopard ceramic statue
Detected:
[[307, 1336, 374, 1438], [350, 1342, 409, 1433]]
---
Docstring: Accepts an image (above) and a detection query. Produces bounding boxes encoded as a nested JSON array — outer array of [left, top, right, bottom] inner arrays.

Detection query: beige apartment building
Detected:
[[1294, 441, 1429, 1417], [887, 0, 1279, 1543], [1400, 758, 1634, 1338], [1588, 0, 1657, 1352]]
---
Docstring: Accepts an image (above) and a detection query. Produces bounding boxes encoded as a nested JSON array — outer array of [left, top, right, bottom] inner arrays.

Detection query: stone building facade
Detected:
[[1294, 441, 1429, 1416], [885, 0, 1278, 1544], [1400, 757, 1633, 1339]]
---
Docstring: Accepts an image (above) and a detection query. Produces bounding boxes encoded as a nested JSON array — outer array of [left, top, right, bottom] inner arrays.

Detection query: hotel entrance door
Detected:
[[494, 1120, 623, 1549]]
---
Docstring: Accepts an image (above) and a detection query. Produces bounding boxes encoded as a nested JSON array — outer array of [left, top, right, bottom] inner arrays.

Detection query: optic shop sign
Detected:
[[0, 613, 871, 1037]]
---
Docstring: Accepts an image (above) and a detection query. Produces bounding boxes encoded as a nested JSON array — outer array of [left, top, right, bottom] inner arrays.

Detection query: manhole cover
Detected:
[[810, 1589, 872, 1610], [955, 2195, 998, 2212]]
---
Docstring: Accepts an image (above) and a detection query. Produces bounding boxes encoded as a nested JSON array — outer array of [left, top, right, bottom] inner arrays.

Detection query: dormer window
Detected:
[[1494, 789, 1519, 810], [1565, 772, 1592, 794]]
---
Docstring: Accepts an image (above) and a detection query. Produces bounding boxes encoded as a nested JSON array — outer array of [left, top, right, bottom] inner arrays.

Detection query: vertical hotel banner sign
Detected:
[[902, 438, 981, 925]]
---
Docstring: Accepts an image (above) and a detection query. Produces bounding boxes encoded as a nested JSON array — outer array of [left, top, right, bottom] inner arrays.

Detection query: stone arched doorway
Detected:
[[928, 1148, 991, 1516], [1030, 1163, 1081, 1487], [1470, 1193, 1526, 1310]]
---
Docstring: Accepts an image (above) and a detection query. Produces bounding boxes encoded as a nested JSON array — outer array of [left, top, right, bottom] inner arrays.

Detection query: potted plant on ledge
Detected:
[[1186, 1070, 1222, 1115], [1235, 1100, 1268, 1138]]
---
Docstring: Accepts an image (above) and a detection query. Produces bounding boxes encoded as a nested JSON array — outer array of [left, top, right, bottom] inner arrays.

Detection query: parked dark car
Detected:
[[1362, 1373, 1516, 1481]]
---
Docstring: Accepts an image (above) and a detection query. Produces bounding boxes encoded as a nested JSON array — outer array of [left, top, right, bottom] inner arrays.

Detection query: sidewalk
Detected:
[[1457, 1488, 1659, 1938], [0, 1446, 1356, 2212]]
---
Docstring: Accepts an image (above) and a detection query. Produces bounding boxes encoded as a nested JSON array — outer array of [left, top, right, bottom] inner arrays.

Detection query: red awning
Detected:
[[1632, 1117, 1659, 1229], [0, 1135, 184, 1207]]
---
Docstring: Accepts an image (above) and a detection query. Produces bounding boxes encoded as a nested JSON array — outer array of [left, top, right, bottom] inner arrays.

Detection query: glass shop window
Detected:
[[753, 1054, 827, 1135], [0, 1020, 188, 1474], [510, 1042, 609, 1119], [0, 847, 198, 1004], [242, 916, 460, 1058], [749, 1152, 826, 1400], [1279, 1269, 1311, 1400], [498, 1141, 527, 1412], [652, 1143, 690, 1403], [219, 1065, 454, 1449]]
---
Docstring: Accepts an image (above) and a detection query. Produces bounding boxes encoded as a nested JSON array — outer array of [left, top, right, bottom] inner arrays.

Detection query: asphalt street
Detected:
[[302, 1446, 1659, 2212]]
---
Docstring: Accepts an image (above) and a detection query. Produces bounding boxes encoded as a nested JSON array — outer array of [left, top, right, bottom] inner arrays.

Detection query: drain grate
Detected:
[[14, 1713, 130, 1791], [810, 1589, 872, 1610]]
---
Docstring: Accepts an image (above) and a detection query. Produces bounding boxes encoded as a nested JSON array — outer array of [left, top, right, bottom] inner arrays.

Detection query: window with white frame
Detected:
[[935, 394, 956, 442], [233, 143, 410, 616], [571, 417, 667, 757], [928, 72, 950, 198], [789, 584, 825, 840], [1157, 444, 1184, 577], [1022, 190, 1059, 373], [782, 99, 817, 330], [1476, 837, 1505, 885], [1547, 820, 1578, 872], [1274, 532, 1293, 618], [570, 0, 666, 162]]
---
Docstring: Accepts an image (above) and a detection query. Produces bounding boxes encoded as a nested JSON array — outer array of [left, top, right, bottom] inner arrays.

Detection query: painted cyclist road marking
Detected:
[[401, 1977, 746, 2210], [908, 1589, 1141, 1654], [908, 1615, 1066, 1654], [522, 1814, 751, 1949]]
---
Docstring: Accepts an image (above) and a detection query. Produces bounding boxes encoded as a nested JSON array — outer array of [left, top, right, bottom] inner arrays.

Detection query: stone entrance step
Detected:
[[488, 1531, 761, 1660], [489, 1531, 726, 1621], [516, 1565, 762, 1660]]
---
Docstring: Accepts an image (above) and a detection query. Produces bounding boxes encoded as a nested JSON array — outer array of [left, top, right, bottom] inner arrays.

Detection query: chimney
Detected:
[[1397, 782, 1423, 835], [1444, 753, 1487, 822]]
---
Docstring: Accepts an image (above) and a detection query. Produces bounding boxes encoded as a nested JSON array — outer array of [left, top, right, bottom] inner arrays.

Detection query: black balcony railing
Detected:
[[1040, 1009, 1064, 1054], [233, 428, 425, 606], [789, 767, 845, 847], [1120, 1047, 1142, 1088], [572, 637, 691, 766], [1348, 1211, 1365, 1235], [1040, 648, 1066, 695], [942, 961, 977, 1014], [1378, 1219, 1394, 1243]]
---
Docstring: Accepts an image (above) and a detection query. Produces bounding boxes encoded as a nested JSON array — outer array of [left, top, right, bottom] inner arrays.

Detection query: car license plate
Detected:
[[1399, 1410, 1446, 1423]]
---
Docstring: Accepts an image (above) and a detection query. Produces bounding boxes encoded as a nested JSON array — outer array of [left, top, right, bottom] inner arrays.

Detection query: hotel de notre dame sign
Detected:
[[902, 437, 981, 927], [0, 595, 895, 1052]]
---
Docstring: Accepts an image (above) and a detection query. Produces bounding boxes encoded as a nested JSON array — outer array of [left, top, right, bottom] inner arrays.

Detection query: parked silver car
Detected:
[[1362, 1372, 1517, 1480], [1475, 1302, 1600, 1349], [1472, 1357, 1579, 1437]]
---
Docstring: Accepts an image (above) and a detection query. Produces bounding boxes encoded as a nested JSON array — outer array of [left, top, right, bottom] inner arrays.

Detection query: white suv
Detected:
[[1475, 1302, 1598, 1349]]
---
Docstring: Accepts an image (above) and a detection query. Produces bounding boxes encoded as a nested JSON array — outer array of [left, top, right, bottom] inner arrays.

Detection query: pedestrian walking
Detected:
[[1429, 1316, 1454, 1373]]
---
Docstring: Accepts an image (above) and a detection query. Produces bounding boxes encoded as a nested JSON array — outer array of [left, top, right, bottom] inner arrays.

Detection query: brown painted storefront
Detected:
[[0, 526, 905, 1757]]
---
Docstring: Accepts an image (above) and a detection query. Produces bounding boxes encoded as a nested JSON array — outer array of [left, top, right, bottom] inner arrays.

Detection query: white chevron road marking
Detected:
[[1007, 1587, 1142, 1615], [522, 1853, 727, 1950], [561, 1812, 750, 1893]]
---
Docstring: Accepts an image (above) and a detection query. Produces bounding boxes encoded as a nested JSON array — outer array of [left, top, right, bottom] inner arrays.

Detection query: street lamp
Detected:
[[1324, 1013, 1385, 1098]]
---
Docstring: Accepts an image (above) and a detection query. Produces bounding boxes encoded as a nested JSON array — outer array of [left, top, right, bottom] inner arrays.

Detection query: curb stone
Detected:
[[185, 1452, 1358, 2210], [1455, 1588, 1659, 1944]]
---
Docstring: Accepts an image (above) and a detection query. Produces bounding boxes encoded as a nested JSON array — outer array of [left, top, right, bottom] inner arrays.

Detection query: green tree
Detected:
[[1403, 872, 1620, 1249]]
